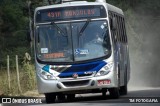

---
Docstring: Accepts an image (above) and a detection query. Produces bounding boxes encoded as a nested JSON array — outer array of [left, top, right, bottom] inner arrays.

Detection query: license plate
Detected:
[[98, 80, 111, 86]]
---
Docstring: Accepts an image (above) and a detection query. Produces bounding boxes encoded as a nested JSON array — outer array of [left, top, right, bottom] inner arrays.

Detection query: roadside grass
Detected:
[[0, 64, 37, 96]]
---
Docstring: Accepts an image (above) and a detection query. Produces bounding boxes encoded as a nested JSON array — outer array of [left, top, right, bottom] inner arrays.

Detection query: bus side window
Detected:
[[109, 13, 114, 43], [122, 18, 126, 43], [112, 16, 117, 31], [120, 17, 124, 43], [123, 18, 128, 43], [121, 17, 124, 43], [113, 14, 118, 43], [109, 12, 115, 44], [109, 12, 120, 44], [117, 15, 123, 43], [119, 16, 122, 43], [116, 15, 120, 42]]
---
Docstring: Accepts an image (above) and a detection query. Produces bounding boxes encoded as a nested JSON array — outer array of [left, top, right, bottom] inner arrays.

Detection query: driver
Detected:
[[94, 32, 103, 43], [83, 32, 105, 58]]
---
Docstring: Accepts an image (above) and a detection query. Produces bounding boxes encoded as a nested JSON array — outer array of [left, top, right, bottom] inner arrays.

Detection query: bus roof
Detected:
[[35, 0, 123, 16], [106, 3, 123, 15]]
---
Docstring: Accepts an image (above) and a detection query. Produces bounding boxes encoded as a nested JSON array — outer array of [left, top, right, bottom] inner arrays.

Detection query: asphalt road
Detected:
[[1, 87, 160, 106]]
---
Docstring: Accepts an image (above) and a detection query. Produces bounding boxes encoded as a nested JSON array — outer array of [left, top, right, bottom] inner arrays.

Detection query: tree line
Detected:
[[0, 0, 159, 66]]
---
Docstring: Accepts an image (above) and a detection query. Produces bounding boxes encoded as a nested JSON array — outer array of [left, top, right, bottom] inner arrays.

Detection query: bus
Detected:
[[31, 0, 130, 103]]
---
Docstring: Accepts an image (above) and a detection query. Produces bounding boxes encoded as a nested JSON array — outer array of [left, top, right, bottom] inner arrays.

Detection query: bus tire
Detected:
[[119, 85, 128, 95], [45, 93, 56, 103], [120, 69, 128, 95], [66, 94, 75, 101], [57, 93, 66, 102], [102, 89, 107, 97], [109, 88, 120, 99]]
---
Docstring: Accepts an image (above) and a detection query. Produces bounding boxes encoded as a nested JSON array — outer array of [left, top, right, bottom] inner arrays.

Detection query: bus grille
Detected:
[[62, 80, 90, 87]]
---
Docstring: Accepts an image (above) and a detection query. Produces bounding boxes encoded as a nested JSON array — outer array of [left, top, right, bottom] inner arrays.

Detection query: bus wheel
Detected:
[[120, 68, 128, 95], [45, 93, 56, 103], [120, 85, 128, 95], [66, 94, 75, 101], [109, 88, 120, 99], [57, 93, 66, 102], [119, 74, 128, 95], [102, 89, 107, 97]]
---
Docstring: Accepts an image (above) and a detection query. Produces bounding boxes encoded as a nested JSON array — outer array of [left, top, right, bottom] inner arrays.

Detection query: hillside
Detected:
[[0, 0, 160, 95], [125, 1, 160, 87]]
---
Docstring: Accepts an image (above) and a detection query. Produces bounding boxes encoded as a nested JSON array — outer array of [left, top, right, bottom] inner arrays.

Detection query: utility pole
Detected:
[[28, 0, 33, 54], [16, 55, 22, 94], [7, 55, 11, 91]]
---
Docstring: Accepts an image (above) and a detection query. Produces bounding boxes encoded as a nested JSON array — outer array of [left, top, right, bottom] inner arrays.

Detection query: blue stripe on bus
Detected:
[[58, 61, 107, 77], [42, 65, 50, 73]]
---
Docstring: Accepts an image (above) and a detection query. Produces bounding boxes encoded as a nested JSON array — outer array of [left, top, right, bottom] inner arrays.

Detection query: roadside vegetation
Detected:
[[0, 0, 160, 96]]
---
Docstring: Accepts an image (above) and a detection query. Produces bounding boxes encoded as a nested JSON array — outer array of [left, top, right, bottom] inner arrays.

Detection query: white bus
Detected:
[[32, 0, 130, 103]]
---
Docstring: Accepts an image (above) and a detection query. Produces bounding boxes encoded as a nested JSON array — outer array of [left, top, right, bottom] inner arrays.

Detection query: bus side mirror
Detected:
[[111, 17, 117, 31]]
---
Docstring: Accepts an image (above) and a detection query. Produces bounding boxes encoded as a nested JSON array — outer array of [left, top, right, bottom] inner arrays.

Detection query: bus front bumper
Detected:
[[37, 71, 118, 94]]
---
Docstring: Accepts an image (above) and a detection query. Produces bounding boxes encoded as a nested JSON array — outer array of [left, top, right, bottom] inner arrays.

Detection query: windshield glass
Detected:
[[36, 24, 72, 62], [36, 20, 111, 63]]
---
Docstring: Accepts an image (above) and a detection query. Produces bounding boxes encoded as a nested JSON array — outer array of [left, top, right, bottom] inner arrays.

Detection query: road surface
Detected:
[[1, 87, 160, 106]]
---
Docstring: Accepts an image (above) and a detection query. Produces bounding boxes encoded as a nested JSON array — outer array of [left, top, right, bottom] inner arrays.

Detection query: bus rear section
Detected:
[[33, 0, 130, 103]]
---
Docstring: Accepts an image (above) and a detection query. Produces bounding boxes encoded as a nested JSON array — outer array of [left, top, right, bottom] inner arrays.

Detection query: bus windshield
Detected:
[[36, 20, 111, 63]]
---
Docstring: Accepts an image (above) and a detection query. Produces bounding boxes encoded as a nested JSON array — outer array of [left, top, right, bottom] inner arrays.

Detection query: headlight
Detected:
[[39, 70, 56, 80], [95, 62, 113, 76], [38, 65, 58, 80]]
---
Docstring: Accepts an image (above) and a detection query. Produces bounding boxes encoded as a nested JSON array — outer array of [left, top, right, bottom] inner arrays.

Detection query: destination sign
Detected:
[[36, 5, 107, 23]]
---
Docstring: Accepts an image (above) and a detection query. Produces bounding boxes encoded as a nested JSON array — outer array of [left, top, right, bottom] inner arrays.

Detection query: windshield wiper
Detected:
[[51, 21, 66, 36], [77, 19, 91, 48], [78, 19, 91, 36]]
